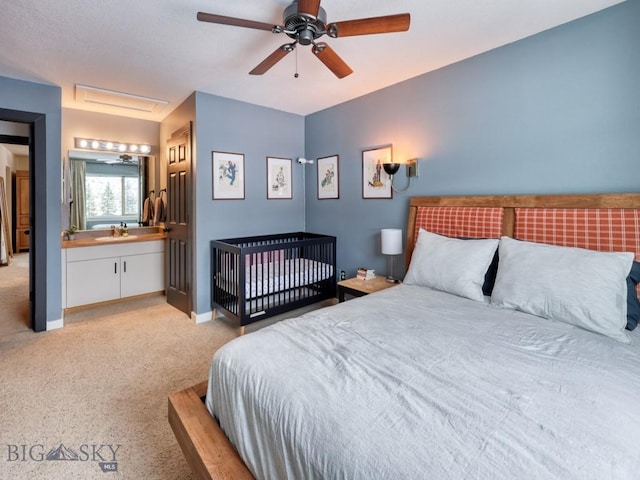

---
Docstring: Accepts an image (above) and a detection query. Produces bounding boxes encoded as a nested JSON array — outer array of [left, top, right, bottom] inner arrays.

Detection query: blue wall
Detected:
[[192, 92, 306, 314], [304, 0, 640, 278], [0, 76, 62, 326]]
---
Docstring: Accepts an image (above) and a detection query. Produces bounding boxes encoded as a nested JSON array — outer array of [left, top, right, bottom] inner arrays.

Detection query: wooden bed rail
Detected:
[[168, 381, 254, 480]]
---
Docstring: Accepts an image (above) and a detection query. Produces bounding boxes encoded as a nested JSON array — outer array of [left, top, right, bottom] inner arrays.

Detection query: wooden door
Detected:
[[16, 171, 29, 251], [165, 124, 192, 315]]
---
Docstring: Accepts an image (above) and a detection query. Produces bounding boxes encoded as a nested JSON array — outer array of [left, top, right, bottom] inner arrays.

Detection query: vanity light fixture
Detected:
[[75, 137, 153, 155]]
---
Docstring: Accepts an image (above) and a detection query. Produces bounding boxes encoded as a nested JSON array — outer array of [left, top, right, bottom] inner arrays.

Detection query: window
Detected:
[[86, 174, 139, 220]]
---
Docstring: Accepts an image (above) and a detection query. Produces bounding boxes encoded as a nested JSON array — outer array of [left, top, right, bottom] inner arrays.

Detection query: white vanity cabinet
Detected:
[[65, 240, 165, 309]]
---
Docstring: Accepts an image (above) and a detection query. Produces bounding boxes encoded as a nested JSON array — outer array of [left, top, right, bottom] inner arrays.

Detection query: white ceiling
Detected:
[[0, 0, 625, 122]]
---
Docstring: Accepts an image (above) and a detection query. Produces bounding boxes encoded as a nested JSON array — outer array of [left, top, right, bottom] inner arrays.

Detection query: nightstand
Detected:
[[337, 276, 400, 302]]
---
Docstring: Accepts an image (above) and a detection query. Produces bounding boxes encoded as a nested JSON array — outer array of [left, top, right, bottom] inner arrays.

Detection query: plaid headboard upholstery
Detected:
[[412, 207, 504, 244], [513, 208, 640, 261], [406, 194, 640, 297]]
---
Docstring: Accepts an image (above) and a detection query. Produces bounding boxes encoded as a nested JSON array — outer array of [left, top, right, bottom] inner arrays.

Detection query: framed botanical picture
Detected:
[[267, 157, 292, 199], [212, 151, 245, 200], [317, 155, 339, 199], [362, 145, 393, 199]]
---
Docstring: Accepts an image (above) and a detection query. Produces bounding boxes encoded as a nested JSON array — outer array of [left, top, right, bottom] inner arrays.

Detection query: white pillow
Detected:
[[491, 236, 633, 343], [404, 229, 498, 301]]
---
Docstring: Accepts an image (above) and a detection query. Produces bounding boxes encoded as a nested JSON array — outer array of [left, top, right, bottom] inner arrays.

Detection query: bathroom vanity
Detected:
[[62, 229, 166, 310]]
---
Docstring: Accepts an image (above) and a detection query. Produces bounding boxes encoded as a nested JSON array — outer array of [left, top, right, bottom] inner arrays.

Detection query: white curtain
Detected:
[[70, 160, 86, 230]]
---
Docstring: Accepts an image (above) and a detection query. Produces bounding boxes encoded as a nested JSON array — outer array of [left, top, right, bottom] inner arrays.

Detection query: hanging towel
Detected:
[[142, 196, 155, 224], [153, 191, 166, 225]]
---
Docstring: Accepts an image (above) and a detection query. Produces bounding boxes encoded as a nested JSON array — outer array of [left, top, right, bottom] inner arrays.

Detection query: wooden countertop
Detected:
[[62, 233, 167, 249]]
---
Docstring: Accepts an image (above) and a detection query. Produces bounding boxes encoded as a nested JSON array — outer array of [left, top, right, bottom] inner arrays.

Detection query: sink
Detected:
[[94, 235, 139, 242]]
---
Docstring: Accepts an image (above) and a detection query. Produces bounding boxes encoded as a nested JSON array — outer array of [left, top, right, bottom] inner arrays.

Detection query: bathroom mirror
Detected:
[[68, 150, 154, 230]]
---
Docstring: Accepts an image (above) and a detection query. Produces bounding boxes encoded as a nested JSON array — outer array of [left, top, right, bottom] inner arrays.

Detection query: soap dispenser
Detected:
[[122, 223, 128, 237]]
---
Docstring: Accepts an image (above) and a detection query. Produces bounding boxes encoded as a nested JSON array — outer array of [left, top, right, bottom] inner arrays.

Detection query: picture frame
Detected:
[[362, 145, 393, 199], [317, 155, 339, 199], [266, 157, 292, 199], [212, 151, 245, 200]]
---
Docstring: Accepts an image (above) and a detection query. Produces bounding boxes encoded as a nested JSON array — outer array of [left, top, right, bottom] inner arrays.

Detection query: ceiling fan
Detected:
[[197, 0, 410, 79]]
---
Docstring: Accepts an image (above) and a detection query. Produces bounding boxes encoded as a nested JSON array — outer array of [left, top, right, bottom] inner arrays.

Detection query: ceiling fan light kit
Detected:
[[197, 1, 410, 78]]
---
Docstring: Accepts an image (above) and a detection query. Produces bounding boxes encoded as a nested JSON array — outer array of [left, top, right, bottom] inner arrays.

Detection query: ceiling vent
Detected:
[[75, 84, 169, 113]]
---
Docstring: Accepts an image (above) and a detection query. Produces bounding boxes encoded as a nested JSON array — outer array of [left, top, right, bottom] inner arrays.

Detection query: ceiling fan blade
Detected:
[[297, 0, 321, 18], [249, 45, 294, 75], [197, 12, 277, 32], [330, 13, 410, 37], [312, 43, 353, 79]]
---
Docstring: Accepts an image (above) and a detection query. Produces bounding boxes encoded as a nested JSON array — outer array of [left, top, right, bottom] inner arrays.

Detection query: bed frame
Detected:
[[169, 193, 640, 480], [211, 232, 336, 331]]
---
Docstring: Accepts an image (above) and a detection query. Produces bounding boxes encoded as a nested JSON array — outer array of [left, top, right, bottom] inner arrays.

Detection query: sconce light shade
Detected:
[[381, 228, 403, 255], [382, 163, 400, 175]]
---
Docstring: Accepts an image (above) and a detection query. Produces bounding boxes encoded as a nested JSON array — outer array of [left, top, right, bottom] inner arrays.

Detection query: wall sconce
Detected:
[[383, 158, 419, 194], [74, 137, 153, 155], [297, 157, 314, 165], [381, 228, 403, 283]]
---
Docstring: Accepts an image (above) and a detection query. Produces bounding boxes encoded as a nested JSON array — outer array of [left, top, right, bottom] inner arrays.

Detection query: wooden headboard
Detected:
[[406, 194, 640, 276]]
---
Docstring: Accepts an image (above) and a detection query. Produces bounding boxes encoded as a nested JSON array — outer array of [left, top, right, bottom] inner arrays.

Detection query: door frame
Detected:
[[0, 108, 47, 332]]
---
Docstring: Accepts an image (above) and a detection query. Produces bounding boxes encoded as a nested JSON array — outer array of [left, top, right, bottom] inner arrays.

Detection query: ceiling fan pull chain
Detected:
[[294, 47, 299, 78]]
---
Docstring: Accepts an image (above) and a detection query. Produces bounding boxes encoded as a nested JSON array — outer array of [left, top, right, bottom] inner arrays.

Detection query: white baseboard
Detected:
[[47, 318, 64, 331], [191, 310, 213, 324]]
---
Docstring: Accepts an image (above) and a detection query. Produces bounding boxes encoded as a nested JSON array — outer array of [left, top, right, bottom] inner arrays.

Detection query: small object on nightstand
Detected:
[[356, 267, 375, 280]]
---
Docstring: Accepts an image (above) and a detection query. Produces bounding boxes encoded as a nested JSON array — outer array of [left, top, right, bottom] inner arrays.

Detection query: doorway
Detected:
[[0, 108, 48, 333], [0, 137, 30, 336]]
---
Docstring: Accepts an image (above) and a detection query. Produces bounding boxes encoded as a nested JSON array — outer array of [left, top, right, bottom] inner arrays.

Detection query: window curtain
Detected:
[[69, 160, 86, 230]]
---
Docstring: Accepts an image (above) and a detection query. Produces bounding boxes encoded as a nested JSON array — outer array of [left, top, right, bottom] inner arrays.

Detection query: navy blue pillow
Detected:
[[482, 249, 499, 296], [626, 261, 640, 331]]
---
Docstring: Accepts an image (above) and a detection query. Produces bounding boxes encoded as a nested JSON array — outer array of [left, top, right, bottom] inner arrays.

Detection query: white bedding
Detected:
[[206, 284, 640, 480], [221, 258, 333, 299]]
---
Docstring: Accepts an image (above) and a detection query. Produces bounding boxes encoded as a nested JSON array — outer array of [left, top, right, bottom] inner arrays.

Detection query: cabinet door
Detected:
[[67, 257, 121, 308], [120, 252, 165, 298]]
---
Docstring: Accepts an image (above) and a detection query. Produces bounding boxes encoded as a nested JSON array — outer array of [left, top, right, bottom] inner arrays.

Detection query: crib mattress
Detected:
[[220, 258, 334, 299]]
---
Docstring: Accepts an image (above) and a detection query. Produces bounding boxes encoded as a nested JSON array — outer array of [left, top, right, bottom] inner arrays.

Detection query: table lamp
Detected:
[[381, 228, 402, 283]]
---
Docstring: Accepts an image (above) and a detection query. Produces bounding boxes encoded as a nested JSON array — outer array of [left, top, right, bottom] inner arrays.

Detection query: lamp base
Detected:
[[385, 276, 401, 284]]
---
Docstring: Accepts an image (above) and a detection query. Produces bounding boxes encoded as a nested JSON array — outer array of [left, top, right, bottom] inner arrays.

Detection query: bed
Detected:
[[211, 232, 336, 331], [169, 193, 640, 480]]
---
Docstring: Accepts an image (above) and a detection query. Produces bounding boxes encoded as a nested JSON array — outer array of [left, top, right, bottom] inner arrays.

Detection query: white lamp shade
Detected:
[[381, 228, 403, 255]]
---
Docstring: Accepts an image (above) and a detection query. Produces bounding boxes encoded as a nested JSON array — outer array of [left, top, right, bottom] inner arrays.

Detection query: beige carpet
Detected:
[[0, 252, 30, 337], [0, 295, 331, 479]]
